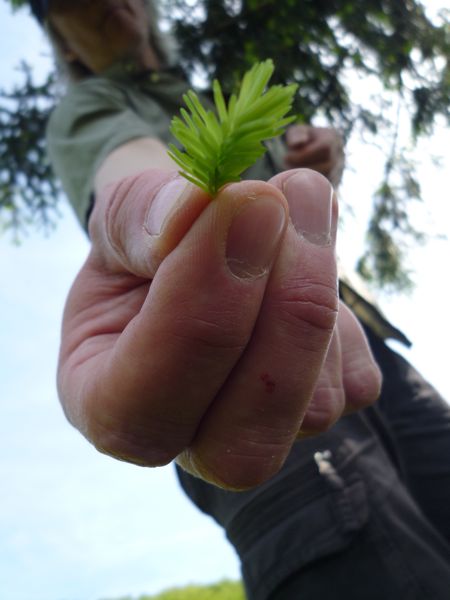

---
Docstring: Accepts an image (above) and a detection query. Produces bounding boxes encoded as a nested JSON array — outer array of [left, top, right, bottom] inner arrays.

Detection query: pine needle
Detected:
[[168, 59, 298, 196]]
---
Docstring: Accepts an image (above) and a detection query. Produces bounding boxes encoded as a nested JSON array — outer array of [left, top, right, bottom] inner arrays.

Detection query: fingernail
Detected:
[[283, 171, 333, 246], [146, 177, 190, 236], [226, 197, 286, 279]]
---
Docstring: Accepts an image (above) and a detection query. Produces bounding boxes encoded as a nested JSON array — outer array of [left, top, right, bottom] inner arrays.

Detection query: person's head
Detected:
[[30, 0, 175, 80]]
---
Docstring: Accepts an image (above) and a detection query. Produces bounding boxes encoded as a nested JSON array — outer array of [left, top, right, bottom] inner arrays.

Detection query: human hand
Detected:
[[284, 125, 345, 188], [57, 168, 380, 489]]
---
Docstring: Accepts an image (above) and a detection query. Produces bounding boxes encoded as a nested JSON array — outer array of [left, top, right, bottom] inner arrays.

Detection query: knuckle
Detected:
[[301, 384, 346, 433], [274, 278, 338, 336], [89, 177, 127, 245], [86, 413, 185, 468], [346, 364, 383, 409], [191, 428, 294, 490], [172, 310, 248, 355], [95, 430, 175, 467], [198, 446, 289, 491], [103, 177, 138, 263], [88, 173, 151, 272], [87, 181, 132, 272]]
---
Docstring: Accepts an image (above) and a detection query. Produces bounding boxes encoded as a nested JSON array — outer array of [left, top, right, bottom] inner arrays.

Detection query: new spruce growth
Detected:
[[168, 60, 297, 196]]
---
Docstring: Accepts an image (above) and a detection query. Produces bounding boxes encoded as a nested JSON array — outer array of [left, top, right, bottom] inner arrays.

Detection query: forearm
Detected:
[[94, 136, 177, 196]]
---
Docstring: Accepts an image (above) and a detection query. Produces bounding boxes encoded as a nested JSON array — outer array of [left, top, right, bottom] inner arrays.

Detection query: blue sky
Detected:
[[0, 3, 449, 600]]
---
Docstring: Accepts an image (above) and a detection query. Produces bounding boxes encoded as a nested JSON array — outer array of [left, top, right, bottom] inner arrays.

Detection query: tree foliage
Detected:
[[161, 0, 449, 290], [165, 0, 449, 134], [0, 62, 59, 237], [2, 0, 449, 288]]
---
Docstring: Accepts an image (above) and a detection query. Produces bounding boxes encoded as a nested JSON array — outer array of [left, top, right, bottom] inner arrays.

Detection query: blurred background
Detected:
[[1, 2, 448, 599]]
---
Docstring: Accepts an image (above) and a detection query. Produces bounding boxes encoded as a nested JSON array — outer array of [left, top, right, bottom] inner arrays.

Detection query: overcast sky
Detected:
[[0, 3, 449, 600]]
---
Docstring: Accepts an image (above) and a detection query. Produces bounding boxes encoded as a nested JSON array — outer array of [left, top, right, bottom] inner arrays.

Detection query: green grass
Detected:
[[105, 579, 246, 600]]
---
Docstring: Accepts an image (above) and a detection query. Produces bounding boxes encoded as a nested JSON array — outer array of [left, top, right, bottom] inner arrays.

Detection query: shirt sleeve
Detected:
[[46, 78, 160, 230]]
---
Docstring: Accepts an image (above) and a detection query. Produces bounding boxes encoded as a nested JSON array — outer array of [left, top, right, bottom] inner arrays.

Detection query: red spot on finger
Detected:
[[260, 372, 276, 394]]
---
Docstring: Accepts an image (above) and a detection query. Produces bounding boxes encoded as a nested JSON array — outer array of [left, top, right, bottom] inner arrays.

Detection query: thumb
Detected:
[[88, 169, 211, 277]]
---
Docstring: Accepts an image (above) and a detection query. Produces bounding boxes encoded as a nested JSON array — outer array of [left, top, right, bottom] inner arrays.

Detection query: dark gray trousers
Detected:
[[176, 329, 450, 600]]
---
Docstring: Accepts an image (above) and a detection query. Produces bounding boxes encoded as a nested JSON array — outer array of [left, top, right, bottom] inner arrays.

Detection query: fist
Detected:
[[284, 125, 345, 188]]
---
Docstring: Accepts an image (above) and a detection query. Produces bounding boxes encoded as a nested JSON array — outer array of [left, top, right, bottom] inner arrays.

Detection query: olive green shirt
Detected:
[[46, 61, 410, 347]]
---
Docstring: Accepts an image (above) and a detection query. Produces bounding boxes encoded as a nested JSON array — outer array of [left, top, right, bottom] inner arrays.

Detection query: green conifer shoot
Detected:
[[168, 60, 297, 196]]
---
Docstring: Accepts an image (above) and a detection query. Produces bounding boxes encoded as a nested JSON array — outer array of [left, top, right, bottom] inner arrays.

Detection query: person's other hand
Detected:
[[284, 125, 345, 188], [57, 168, 380, 489]]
